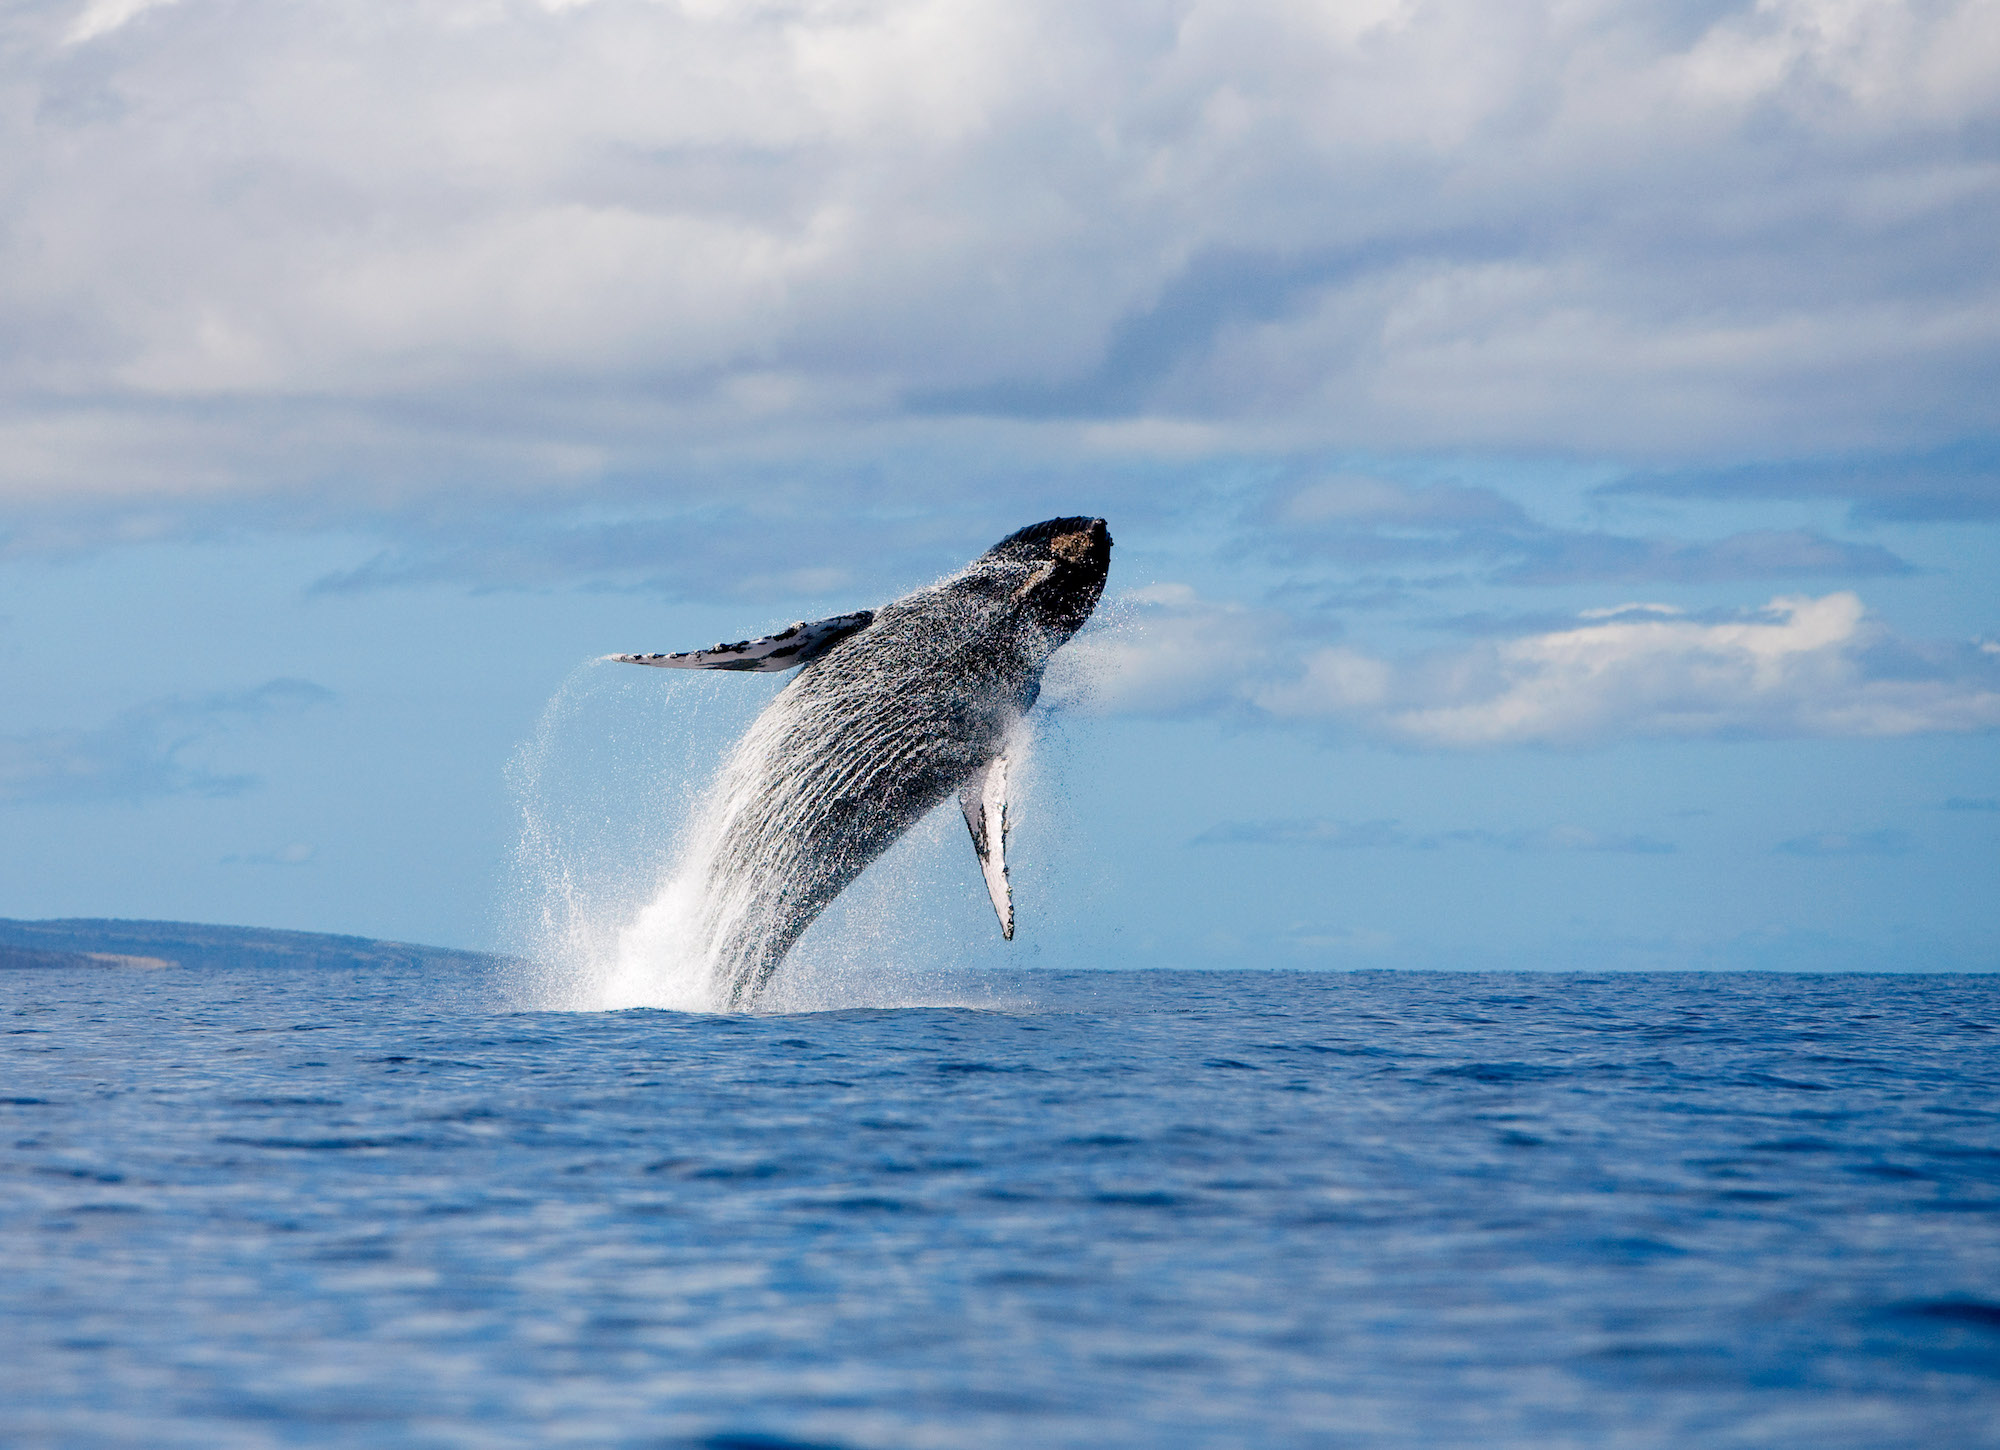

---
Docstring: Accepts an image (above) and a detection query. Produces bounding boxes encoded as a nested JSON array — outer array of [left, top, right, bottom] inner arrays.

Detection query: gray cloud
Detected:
[[297, 479, 1157, 607], [1250, 474, 1913, 587], [1605, 441, 2000, 522], [1426, 826, 1677, 854], [911, 240, 1486, 419], [1492, 529, 1912, 587], [1, 0, 1996, 536], [0, 679, 332, 805]]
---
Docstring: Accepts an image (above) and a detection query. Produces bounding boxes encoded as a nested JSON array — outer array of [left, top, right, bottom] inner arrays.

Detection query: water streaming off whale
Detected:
[[505, 659, 1053, 1013]]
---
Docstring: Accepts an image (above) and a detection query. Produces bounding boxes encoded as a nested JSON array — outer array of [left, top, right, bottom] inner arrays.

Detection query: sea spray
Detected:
[[502, 658, 775, 1011], [504, 657, 1043, 1013]]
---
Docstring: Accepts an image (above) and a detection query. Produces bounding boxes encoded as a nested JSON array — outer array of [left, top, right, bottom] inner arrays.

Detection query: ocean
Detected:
[[3, 963, 1997, 1448]]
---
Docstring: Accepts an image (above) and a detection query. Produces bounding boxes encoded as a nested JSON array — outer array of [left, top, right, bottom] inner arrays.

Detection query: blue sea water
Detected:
[[3, 965, 1998, 1449]]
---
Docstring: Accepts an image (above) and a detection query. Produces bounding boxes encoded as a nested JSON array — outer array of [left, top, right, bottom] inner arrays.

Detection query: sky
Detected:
[[2, 0, 1996, 971]]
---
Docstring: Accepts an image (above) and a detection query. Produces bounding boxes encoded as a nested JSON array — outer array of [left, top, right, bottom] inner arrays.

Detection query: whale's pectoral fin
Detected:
[[959, 755, 1013, 940], [612, 610, 874, 672]]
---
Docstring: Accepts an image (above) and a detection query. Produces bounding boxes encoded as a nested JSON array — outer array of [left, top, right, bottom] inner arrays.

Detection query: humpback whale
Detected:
[[615, 516, 1112, 1008]]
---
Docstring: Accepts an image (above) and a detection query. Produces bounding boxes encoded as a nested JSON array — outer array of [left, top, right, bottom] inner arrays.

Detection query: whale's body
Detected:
[[617, 518, 1111, 1007]]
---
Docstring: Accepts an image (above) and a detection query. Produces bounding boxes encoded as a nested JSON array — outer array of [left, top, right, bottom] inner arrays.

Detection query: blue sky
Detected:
[[2, 0, 1996, 971]]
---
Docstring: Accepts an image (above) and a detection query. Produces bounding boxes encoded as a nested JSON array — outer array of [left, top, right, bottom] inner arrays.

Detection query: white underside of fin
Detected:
[[612, 610, 874, 672], [959, 754, 1013, 940]]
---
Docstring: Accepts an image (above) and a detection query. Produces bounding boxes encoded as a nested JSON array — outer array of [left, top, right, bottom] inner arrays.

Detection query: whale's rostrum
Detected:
[[614, 517, 1111, 1008]]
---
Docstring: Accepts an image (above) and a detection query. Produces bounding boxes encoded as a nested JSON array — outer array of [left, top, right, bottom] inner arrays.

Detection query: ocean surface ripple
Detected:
[[3, 967, 1997, 1448]]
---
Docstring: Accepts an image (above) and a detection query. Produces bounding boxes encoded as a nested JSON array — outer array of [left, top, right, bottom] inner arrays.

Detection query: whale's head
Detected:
[[980, 516, 1113, 642]]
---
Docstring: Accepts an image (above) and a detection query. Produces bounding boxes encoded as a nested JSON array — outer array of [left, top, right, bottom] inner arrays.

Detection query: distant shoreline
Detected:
[[0, 917, 507, 973]]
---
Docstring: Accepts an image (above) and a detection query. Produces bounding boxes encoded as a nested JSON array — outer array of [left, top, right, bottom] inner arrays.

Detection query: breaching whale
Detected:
[[614, 516, 1112, 1008]]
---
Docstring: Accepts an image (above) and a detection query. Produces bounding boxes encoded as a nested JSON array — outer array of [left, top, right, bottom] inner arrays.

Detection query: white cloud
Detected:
[[4, 0, 1997, 514], [1059, 588, 2000, 747], [64, 0, 181, 45]]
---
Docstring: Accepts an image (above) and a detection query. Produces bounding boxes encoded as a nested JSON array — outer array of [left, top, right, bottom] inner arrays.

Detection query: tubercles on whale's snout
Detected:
[[1011, 516, 1110, 641], [1051, 518, 1110, 565], [982, 515, 1111, 566]]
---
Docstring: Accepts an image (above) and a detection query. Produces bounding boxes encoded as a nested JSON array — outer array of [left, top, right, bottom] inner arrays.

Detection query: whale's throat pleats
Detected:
[[614, 516, 1109, 1008], [683, 606, 1034, 1007]]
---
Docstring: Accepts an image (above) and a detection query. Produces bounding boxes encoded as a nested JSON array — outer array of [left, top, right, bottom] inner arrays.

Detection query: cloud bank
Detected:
[[3, 0, 1997, 524], [1255, 473, 1913, 586], [1057, 589, 2000, 746], [1607, 441, 2000, 522]]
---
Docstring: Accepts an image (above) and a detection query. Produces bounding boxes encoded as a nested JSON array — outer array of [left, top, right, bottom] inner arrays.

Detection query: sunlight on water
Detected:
[[503, 657, 1052, 1014]]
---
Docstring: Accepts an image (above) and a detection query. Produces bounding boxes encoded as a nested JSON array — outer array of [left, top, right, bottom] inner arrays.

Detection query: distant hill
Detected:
[[0, 943, 175, 971], [0, 918, 506, 973]]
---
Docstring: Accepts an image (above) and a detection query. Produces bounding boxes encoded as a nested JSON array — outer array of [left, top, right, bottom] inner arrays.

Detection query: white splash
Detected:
[[502, 659, 755, 1012], [503, 657, 1044, 1014]]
